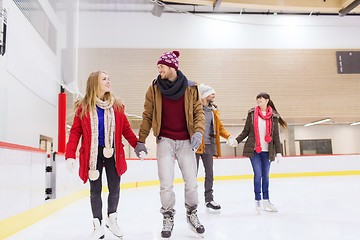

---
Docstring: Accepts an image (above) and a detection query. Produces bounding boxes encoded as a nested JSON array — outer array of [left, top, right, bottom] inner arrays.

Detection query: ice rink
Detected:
[[4, 175, 360, 240]]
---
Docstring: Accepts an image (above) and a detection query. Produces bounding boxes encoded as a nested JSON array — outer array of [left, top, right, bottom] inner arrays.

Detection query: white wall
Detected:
[[0, 0, 61, 149], [78, 10, 360, 157], [78, 11, 360, 49], [295, 125, 360, 154], [0, 147, 46, 221]]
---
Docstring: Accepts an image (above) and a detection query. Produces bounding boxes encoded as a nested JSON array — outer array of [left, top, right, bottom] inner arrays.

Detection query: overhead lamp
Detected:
[[304, 118, 331, 127], [350, 122, 360, 126], [151, 1, 164, 17]]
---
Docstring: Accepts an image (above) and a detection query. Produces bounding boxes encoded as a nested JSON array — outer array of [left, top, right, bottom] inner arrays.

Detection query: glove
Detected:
[[66, 158, 76, 173], [134, 141, 148, 159], [275, 153, 282, 163], [191, 132, 202, 151], [226, 135, 238, 147]]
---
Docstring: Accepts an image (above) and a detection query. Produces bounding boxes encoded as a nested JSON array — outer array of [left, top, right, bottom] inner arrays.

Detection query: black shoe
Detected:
[[206, 201, 221, 210], [206, 201, 221, 213], [161, 211, 174, 239], [186, 208, 205, 236]]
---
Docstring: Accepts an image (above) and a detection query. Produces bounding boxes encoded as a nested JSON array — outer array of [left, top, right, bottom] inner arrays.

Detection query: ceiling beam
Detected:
[[213, 0, 222, 10], [162, 0, 360, 13], [339, 0, 360, 16]]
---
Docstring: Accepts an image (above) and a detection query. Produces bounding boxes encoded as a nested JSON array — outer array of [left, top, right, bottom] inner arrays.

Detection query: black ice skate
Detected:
[[205, 201, 221, 214], [186, 208, 205, 238], [161, 211, 174, 239]]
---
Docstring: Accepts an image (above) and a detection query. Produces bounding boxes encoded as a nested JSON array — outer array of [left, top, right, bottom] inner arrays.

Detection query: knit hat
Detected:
[[199, 84, 216, 99], [157, 51, 180, 70]]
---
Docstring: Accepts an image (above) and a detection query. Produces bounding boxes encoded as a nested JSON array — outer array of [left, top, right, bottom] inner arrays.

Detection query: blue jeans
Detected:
[[249, 151, 271, 201]]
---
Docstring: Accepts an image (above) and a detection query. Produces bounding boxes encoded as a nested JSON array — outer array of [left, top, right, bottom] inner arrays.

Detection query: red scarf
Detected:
[[253, 106, 273, 153]]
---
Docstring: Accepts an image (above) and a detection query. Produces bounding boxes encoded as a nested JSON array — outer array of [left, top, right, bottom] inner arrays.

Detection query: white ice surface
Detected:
[[5, 175, 360, 240]]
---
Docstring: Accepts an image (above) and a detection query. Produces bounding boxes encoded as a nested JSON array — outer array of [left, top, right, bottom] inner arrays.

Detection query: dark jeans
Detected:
[[196, 144, 214, 202], [90, 146, 121, 221], [249, 151, 271, 201]]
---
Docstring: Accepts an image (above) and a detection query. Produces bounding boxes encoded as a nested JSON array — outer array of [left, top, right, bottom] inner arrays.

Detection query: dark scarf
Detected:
[[156, 70, 188, 100]]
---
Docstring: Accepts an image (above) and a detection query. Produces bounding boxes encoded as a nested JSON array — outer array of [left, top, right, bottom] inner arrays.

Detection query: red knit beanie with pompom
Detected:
[[157, 50, 180, 70]]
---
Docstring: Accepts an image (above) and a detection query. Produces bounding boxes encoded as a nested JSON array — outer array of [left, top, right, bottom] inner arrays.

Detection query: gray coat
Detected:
[[236, 108, 282, 162]]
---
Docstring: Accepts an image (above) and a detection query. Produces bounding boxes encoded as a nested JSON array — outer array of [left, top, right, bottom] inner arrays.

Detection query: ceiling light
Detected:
[[304, 118, 331, 127], [350, 122, 360, 126], [152, 1, 164, 17]]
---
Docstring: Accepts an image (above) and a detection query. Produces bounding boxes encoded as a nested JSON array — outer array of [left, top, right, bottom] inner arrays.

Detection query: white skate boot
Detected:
[[262, 199, 278, 212], [255, 200, 262, 214], [186, 208, 205, 238], [106, 212, 123, 239], [90, 218, 105, 240], [161, 211, 174, 239], [205, 201, 221, 214]]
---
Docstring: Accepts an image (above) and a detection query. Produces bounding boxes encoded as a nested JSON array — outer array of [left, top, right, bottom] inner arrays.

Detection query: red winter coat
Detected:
[[65, 106, 138, 183]]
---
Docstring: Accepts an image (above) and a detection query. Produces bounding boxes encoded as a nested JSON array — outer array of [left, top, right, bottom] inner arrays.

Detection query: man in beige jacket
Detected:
[[135, 50, 205, 239]]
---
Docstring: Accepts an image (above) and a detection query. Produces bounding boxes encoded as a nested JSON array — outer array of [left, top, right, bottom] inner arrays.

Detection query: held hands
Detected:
[[191, 132, 203, 151], [66, 158, 76, 173], [134, 141, 148, 159], [226, 135, 238, 147], [275, 153, 282, 163]]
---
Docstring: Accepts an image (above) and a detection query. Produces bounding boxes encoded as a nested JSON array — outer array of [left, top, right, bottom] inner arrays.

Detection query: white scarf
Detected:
[[88, 97, 115, 181]]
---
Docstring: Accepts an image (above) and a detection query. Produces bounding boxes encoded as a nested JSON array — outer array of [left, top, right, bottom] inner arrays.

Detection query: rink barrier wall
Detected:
[[1, 170, 360, 240], [1, 142, 360, 239]]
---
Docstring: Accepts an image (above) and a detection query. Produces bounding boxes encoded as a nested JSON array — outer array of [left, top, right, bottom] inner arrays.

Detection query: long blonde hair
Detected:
[[74, 71, 123, 118]]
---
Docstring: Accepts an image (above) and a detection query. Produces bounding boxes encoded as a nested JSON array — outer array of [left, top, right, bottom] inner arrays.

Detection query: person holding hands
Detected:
[[229, 93, 287, 213]]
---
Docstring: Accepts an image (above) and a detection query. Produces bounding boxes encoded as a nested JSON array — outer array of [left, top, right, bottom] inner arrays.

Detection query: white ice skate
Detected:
[[89, 218, 105, 240], [186, 209, 205, 238], [106, 212, 123, 239], [161, 212, 174, 239], [255, 200, 262, 214], [262, 199, 278, 212], [205, 201, 221, 214]]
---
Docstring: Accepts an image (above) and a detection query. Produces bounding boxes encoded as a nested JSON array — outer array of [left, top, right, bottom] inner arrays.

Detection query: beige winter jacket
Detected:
[[138, 79, 205, 143]]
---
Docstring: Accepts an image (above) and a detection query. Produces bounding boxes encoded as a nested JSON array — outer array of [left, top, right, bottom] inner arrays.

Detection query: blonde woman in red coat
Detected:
[[65, 71, 138, 240]]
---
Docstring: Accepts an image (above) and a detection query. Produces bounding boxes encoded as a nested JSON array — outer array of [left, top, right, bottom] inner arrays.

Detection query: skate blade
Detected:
[[263, 208, 278, 212], [187, 224, 205, 238], [206, 208, 221, 214], [105, 224, 123, 239]]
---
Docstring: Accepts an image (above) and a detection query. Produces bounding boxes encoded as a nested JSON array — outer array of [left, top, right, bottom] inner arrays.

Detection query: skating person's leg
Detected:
[[250, 151, 263, 213], [249, 151, 262, 201], [202, 144, 221, 213], [157, 137, 177, 238], [259, 151, 270, 200], [259, 152, 278, 212], [104, 154, 123, 238], [89, 149, 105, 239], [175, 139, 198, 209], [202, 144, 214, 203], [157, 137, 176, 214], [176, 139, 205, 236]]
